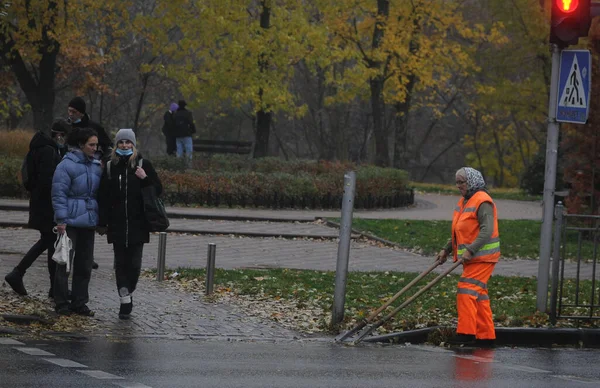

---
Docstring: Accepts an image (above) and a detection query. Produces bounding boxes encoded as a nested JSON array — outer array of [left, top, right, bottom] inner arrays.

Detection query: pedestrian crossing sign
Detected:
[[557, 50, 591, 124]]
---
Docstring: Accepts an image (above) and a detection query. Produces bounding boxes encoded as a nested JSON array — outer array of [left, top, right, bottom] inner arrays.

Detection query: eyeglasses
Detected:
[[455, 180, 466, 185]]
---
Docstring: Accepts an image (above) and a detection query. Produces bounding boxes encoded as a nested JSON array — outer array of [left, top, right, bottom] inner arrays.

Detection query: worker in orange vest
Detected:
[[436, 167, 500, 347]]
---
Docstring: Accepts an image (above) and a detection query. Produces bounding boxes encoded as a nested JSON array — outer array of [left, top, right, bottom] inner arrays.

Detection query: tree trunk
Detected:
[[370, 77, 388, 166], [254, 1, 272, 158], [0, 1, 59, 134], [369, 0, 390, 167], [393, 73, 415, 168]]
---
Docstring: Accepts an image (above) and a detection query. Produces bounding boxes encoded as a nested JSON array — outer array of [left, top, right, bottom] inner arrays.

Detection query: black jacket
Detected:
[[97, 154, 162, 246], [27, 132, 66, 231], [172, 108, 196, 138], [162, 110, 176, 138], [72, 113, 113, 158]]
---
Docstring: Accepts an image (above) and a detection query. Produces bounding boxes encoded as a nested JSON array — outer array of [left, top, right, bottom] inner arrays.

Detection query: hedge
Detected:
[[0, 155, 414, 209]]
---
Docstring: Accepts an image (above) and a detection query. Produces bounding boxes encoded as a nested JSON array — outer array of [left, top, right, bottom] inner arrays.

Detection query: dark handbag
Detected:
[[141, 184, 170, 232]]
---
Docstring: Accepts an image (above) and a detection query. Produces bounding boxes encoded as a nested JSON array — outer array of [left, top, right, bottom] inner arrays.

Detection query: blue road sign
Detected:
[[557, 50, 591, 124]]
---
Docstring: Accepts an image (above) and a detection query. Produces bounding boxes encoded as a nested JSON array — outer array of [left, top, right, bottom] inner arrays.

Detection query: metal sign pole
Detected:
[[537, 44, 561, 312]]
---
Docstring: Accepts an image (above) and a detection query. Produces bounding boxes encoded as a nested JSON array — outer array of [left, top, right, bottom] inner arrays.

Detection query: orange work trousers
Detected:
[[456, 262, 496, 340]]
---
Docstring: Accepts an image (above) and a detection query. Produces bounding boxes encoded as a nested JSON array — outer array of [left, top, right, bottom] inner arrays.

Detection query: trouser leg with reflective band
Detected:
[[456, 262, 496, 340]]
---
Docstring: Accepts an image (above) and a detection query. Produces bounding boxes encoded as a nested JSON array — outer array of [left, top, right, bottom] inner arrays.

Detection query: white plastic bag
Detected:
[[52, 231, 73, 273]]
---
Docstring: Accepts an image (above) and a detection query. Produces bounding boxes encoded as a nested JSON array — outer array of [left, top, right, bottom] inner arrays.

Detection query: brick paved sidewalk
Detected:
[[1, 249, 302, 340]]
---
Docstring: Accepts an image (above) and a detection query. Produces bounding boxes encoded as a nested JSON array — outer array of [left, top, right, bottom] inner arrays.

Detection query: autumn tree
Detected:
[[144, 0, 325, 157], [317, 0, 504, 167], [562, 18, 600, 215], [0, 1, 130, 133]]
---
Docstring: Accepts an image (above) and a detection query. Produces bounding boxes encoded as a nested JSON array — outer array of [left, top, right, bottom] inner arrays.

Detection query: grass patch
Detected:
[[164, 267, 600, 334], [0, 129, 32, 158], [347, 219, 597, 261], [411, 182, 541, 201]]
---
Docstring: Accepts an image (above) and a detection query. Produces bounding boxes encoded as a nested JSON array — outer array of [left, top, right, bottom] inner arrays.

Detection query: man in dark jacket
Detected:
[[67, 96, 113, 160], [4, 120, 70, 297], [162, 102, 178, 155], [172, 100, 196, 162]]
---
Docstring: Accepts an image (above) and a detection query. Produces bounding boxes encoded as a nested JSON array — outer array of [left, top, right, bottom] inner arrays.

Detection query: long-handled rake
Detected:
[[334, 259, 443, 343], [351, 259, 463, 344]]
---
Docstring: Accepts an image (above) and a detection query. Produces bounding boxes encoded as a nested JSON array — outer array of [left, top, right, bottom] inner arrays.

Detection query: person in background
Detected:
[[67, 96, 113, 161], [98, 128, 162, 319], [51, 127, 102, 316], [436, 167, 500, 348], [162, 102, 178, 156], [172, 99, 196, 162], [4, 120, 70, 297]]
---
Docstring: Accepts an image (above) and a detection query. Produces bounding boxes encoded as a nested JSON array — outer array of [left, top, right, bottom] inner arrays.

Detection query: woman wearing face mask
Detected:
[[97, 128, 162, 319], [51, 127, 102, 316], [5, 120, 70, 297]]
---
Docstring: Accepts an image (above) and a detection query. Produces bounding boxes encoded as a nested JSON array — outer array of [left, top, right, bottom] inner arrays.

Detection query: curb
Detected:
[[0, 221, 345, 240], [362, 326, 600, 348], [0, 203, 318, 224]]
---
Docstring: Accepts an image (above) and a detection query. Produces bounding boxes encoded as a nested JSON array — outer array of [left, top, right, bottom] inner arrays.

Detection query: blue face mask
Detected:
[[116, 148, 133, 156]]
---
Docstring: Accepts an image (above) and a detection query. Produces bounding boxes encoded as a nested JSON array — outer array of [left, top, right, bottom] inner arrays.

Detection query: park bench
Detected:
[[192, 139, 253, 155]]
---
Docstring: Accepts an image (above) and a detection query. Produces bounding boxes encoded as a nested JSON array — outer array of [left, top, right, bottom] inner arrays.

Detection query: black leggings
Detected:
[[16, 229, 57, 286]]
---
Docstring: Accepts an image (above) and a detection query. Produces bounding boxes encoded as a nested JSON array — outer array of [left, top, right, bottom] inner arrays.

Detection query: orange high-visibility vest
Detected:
[[452, 191, 500, 264]]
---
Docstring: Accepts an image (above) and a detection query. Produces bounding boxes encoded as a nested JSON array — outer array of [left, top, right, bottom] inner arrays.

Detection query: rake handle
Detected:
[[354, 259, 463, 343], [364, 260, 441, 323]]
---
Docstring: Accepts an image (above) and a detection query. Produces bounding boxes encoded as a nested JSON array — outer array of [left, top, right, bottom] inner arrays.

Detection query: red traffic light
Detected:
[[551, 0, 590, 47], [556, 0, 579, 13]]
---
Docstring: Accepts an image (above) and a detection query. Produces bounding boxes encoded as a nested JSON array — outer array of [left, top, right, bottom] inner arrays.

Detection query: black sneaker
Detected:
[[55, 306, 71, 316], [92, 261, 99, 270], [70, 305, 95, 317], [5, 269, 27, 296], [447, 334, 476, 346], [119, 301, 133, 320]]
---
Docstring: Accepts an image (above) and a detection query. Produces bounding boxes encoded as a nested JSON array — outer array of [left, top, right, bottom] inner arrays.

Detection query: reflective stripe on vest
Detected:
[[456, 237, 501, 258]]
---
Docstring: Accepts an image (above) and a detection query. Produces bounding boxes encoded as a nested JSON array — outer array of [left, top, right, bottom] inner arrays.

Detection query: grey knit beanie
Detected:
[[115, 128, 136, 147]]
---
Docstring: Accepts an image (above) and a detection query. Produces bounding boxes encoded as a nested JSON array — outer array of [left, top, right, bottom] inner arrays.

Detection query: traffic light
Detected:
[[550, 0, 592, 47]]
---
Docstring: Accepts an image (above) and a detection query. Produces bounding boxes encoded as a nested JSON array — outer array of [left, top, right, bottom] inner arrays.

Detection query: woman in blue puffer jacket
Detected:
[[51, 127, 102, 316]]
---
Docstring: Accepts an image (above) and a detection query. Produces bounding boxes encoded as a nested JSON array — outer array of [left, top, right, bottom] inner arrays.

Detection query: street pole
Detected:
[[332, 171, 356, 325], [537, 43, 561, 312]]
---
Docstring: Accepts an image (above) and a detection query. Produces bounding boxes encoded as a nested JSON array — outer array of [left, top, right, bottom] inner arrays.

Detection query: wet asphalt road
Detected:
[[2, 336, 600, 388]]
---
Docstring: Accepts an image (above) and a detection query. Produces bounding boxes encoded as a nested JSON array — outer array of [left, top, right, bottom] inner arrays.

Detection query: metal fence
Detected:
[[550, 203, 600, 324]]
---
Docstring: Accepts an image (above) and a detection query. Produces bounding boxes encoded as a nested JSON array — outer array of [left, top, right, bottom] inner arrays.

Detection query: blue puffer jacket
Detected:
[[52, 150, 103, 228]]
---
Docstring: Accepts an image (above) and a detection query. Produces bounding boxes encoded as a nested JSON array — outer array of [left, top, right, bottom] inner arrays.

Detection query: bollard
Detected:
[[156, 232, 167, 282], [332, 171, 356, 325], [206, 243, 216, 295]]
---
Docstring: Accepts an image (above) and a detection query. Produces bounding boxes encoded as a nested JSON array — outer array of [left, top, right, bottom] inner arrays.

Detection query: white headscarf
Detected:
[[456, 167, 486, 198]]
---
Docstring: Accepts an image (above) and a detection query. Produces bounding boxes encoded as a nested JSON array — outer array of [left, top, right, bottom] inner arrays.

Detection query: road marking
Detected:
[[42, 358, 88, 368], [0, 338, 24, 345], [14, 347, 55, 356], [554, 374, 600, 384], [503, 364, 551, 374], [78, 370, 125, 380], [114, 382, 153, 388]]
